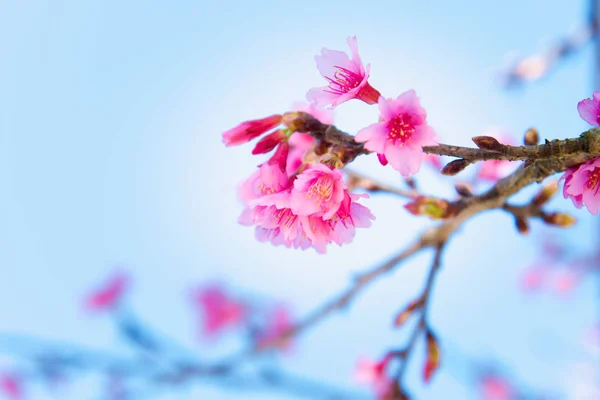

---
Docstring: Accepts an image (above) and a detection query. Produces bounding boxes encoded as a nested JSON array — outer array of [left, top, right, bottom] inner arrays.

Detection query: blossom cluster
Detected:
[[222, 37, 439, 252]]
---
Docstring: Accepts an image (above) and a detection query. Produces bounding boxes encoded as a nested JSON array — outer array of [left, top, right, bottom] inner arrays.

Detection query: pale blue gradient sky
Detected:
[[0, 1, 597, 399]]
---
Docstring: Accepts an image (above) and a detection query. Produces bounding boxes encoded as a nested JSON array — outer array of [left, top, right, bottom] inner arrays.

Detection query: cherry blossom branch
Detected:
[[422, 129, 600, 175], [289, 112, 600, 175], [391, 244, 445, 392], [0, 332, 370, 400], [251, 239, 429, 353]]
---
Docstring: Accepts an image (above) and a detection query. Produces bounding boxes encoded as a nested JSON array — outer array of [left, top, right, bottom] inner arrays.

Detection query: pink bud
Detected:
[[252, 130, 286, 155], [222, 115, 282, 147]]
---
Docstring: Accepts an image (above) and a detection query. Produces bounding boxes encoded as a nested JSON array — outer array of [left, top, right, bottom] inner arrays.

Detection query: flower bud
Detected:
[[222, 115, 282, 146], [393, 299, 422, 327], [543, 212, 576, 227], [404, 196, 451, 219], [515, 216, 529, 234], [423, 330, 440, 383], [267, 141, 290, 171], [252, 130, 286, 154], [472, 135, 503, 151], [524, 127, 539, 145], [454, 182, 473, 197], [441, 159, 470, 176], [531, 181, 558, 206]]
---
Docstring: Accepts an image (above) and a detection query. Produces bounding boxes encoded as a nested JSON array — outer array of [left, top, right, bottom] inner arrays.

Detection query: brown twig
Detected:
[[423, 129, 600, 169], [345, 169, 418, 199]]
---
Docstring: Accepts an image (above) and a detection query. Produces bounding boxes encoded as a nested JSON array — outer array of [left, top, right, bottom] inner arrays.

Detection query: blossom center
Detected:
[[258, 183, 276, 195], [325, 66, 362, 95], [274, 208, 297, 229], [306, 176, 334, 203], [597, 114, 600, 124], [585, 167, 600, 195], [387, 114, 415, 145]]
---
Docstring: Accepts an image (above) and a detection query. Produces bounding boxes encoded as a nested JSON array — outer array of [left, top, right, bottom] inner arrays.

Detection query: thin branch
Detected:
[[501, 25, 593, 88], [345, 169, 418, 199], [423, 129, 600, 168]]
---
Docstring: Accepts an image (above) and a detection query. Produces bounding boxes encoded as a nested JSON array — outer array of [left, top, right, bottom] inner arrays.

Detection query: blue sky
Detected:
[[0, 1, 597, 399]]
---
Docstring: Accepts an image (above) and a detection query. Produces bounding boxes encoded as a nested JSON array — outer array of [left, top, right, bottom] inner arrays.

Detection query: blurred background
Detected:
[[0, 0, 598, 399]]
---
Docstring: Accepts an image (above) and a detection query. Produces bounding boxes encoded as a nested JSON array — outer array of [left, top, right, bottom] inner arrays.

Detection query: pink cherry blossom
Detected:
[[306, 36, 381, 109], [239, 162, 291, 205], [0, 374, 22, 400], [290, 163, 346, 220], [561, 156, 600, 215], [84, 271, 130, 312], [191, 285, 246, 338], [222, 115, 282, 147], [301, 191, 374, 251], [355, 90, 437, 176], [286, 133, 315, 175], [355, 357, 394, 399], [577, 91, 600, 126], [479, 375, 513, 400]]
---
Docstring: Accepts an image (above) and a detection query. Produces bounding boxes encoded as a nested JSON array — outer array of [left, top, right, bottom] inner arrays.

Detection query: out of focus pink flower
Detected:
[[222, 115, 282, 146], [424, 153, 442, 170], [256, 305, 294, 351], [519, 265, 547, 292], [355, 90, 437, 176], [479, 375, 513, 400], [477, 160, 510, 182], [552, 270, 580, 295], [307, 36, 381, 109], [355, 357, 394, 399], [475, 133, 516, 182], [0, 374, 22, 400], [583, 322, 600, 353], [192, 285, 246, 338], [577, 91, 600, 126], [561, 157, 600, 215], [84, 271, 130, 312]]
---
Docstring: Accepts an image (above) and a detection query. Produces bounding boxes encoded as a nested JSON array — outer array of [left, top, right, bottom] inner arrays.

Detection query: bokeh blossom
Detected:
[[479, 375, 513, 400], [191, 285, 246, 338], [0, 374, 22, 400], [355, 357, 394, 399], [475, 133, 516, 182], [85, 271, 130, 312], [307, 36, 380, 109], [355, 90, 437, 176]]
